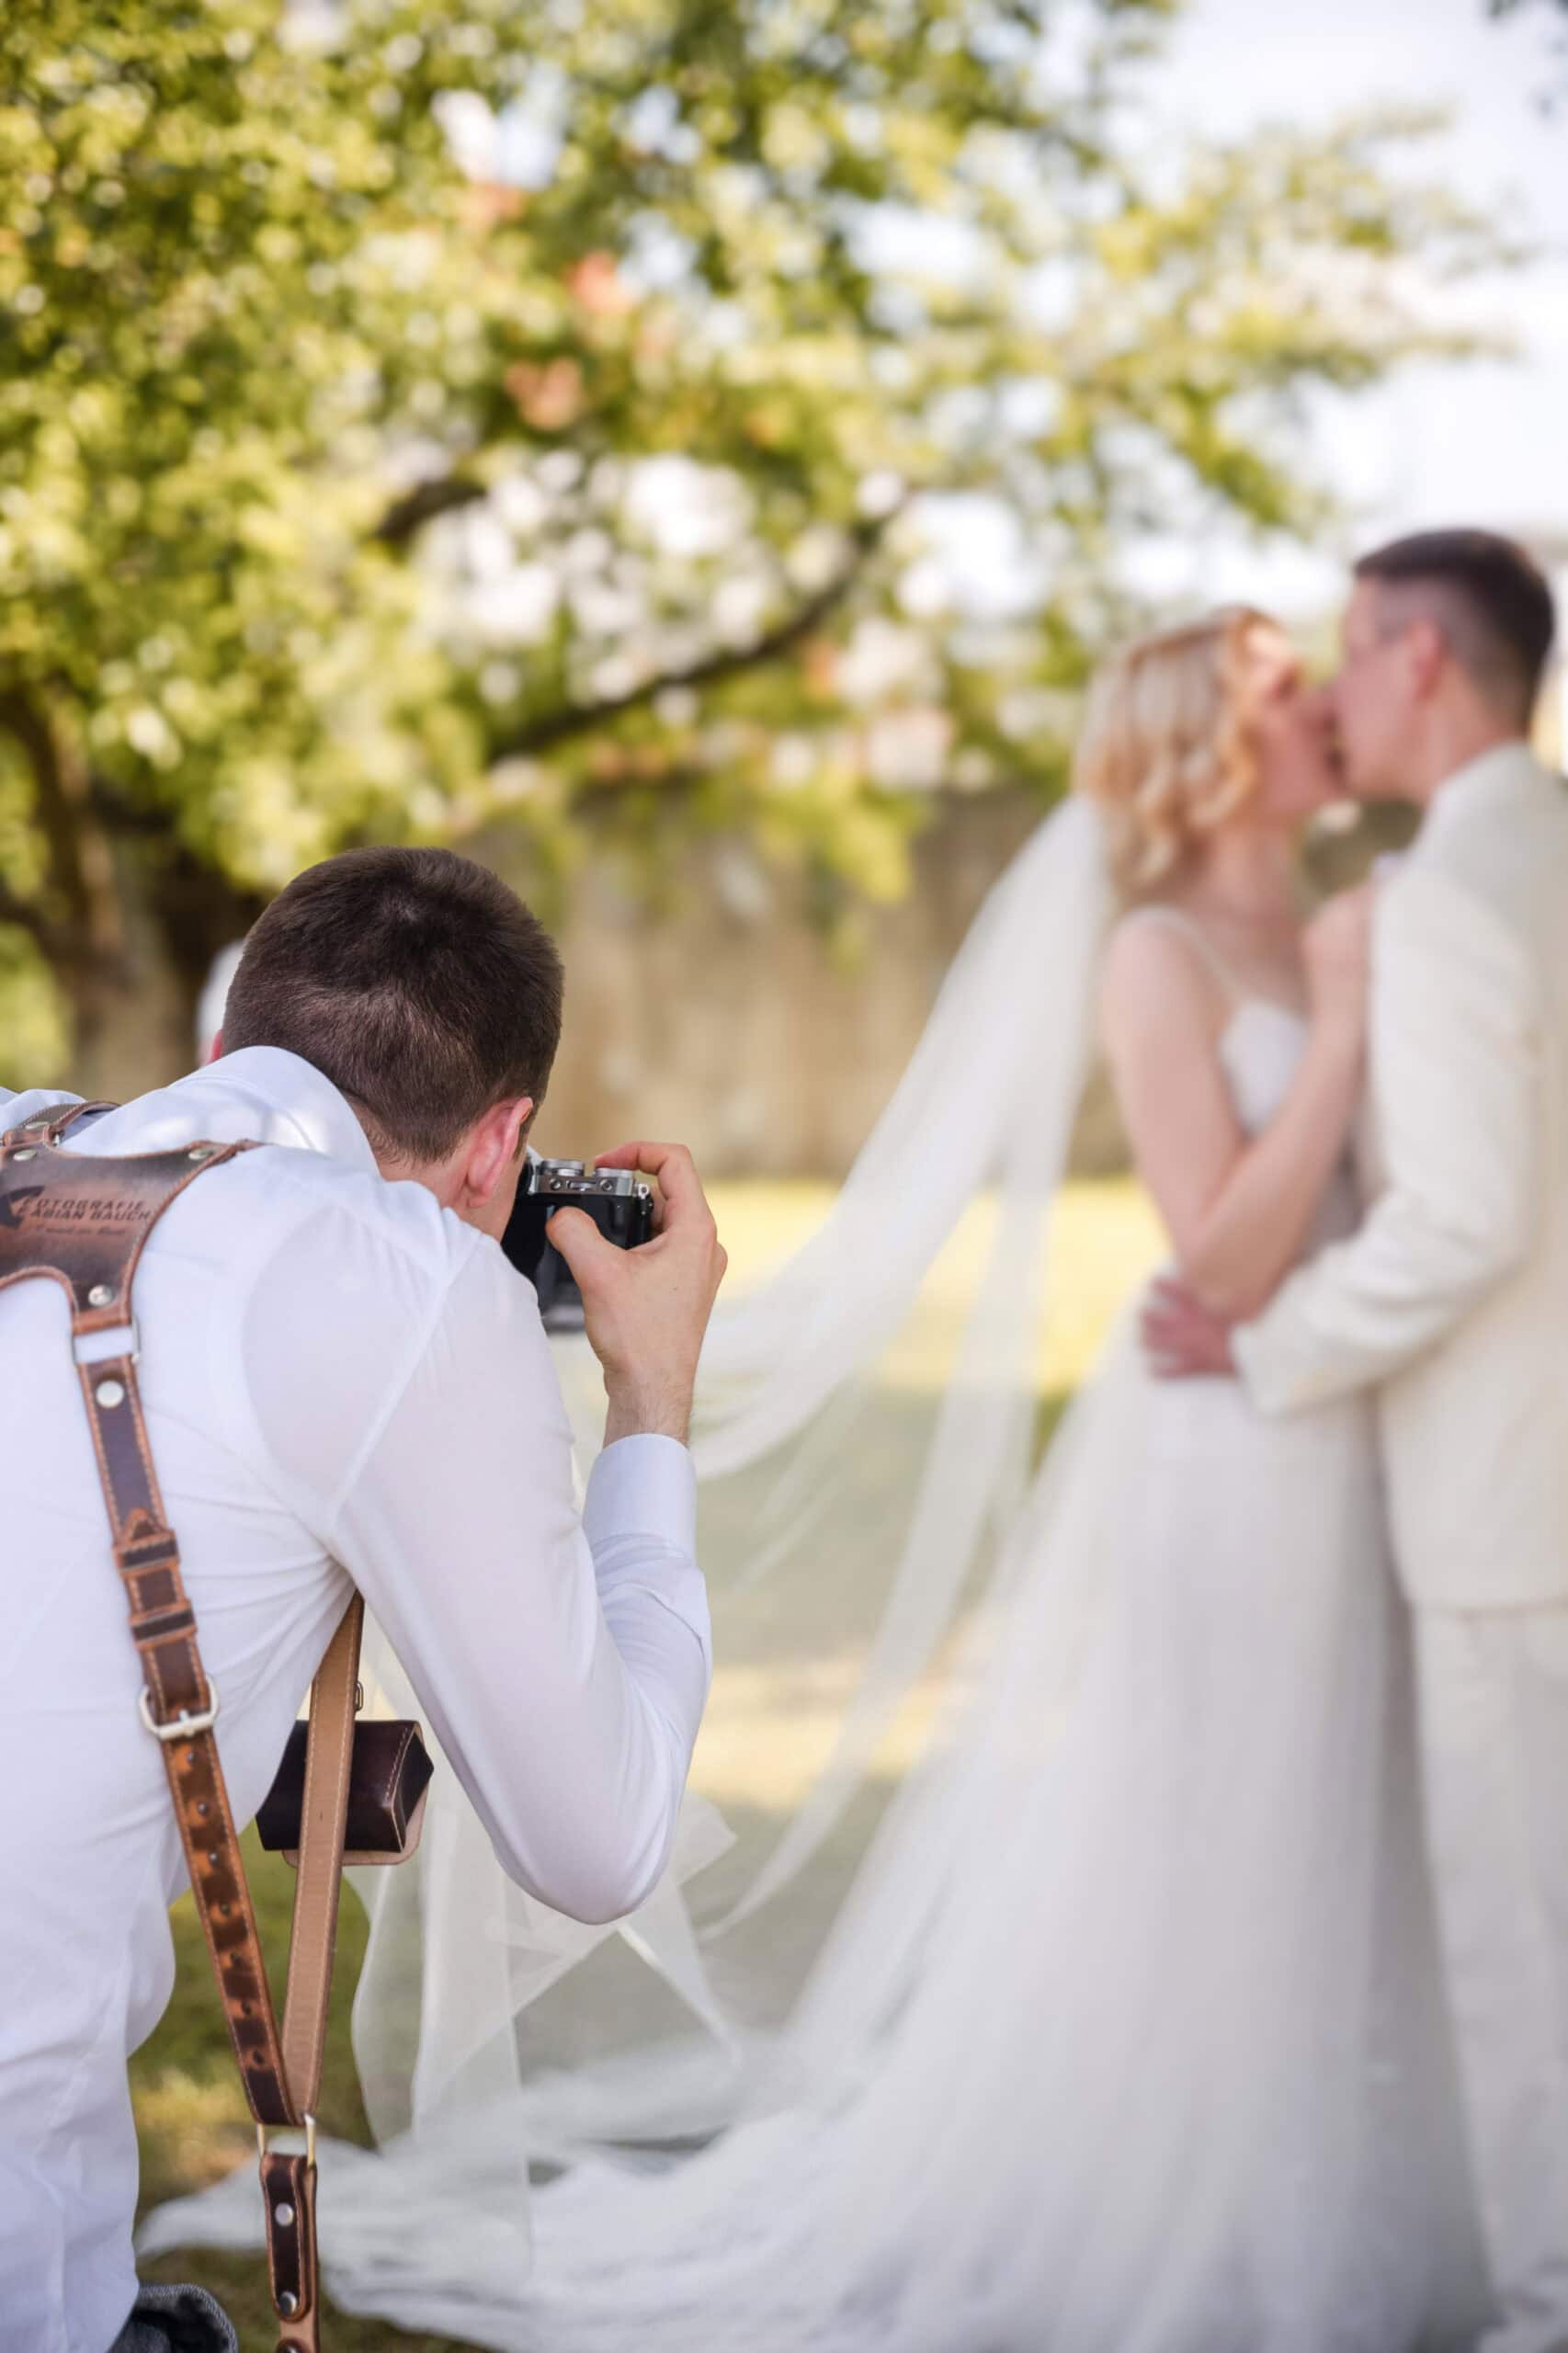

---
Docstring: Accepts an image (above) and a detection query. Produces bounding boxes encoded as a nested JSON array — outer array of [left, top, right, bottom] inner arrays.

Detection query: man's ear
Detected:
[[1407, 616, 1448, 701], [462, 1096, 535, 1210]]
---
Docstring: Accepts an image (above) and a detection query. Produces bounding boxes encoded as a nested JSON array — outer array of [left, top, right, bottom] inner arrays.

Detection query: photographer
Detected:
[[0, 847, 726, 2353]]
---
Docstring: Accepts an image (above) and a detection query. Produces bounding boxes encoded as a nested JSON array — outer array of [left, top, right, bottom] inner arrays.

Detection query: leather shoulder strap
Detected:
[[0, 1132, 235, 1343], [0, 1138, 292, 2080], [1, 1097, 119, 1148], [284, 1593, 362, 2109], [0, 1131, 352, 2353]]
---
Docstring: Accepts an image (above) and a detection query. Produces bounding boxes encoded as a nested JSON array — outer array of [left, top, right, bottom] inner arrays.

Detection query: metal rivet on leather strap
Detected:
[[274, 2200, 295, 2226], [187, 1145, 216, 1162], [10, 1146, 37, 1161], [95, 1379, 126, 1409], [87, 1282, 115, 1307], [278, 2290, 299, 2316]]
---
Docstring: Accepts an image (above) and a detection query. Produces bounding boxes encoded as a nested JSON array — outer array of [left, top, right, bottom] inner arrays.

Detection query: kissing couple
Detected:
[[152, 529, 1568, 2353]]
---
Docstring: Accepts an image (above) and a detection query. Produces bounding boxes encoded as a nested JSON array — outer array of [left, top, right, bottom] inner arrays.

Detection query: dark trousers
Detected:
[[109, 2282, 239, 2353]]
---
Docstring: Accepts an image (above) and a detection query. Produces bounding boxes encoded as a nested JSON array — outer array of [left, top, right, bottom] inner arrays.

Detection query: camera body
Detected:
[[503, 1154, 655, 1332]]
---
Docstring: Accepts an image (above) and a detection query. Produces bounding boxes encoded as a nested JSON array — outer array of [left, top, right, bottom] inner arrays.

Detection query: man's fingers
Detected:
[[1142, 1313, 1181, 1347], [543, 1204, 619, 1282], [593, 1142, 712, 1233], [1141, 1278, 1224, 1381], [1141, 1307, 1189, 1347], [594, 1140, 687, 1177]]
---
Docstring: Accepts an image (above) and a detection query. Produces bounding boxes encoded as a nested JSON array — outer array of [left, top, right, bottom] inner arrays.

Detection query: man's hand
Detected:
[[547, 1141, 727, 1445], [1141, 1276, 1238, 1380]]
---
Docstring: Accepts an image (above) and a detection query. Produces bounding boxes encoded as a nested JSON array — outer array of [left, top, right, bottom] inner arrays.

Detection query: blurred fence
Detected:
[[503, 786, 1129, 1180]]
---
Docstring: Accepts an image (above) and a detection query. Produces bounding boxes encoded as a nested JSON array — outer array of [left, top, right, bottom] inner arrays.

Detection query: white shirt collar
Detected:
[[84, 1046, 381, 1174], [197, 1046, 381, 1169]]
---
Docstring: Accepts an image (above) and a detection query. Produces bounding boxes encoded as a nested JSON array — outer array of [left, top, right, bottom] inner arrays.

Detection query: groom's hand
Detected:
[[547, 1141, 727, 1445], [1142, 1276, 1237, 1380]]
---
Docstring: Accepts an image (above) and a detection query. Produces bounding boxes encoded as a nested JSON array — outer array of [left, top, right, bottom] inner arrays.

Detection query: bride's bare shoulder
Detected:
[[1099, 909, 1227, 1052]]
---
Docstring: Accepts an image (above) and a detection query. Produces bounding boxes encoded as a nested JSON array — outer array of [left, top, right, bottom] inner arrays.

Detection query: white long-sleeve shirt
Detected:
[[0, 1048, 711, 2353]]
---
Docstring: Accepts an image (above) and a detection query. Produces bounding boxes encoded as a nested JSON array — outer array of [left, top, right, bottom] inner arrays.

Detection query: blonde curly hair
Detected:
[[1072, 607, 1277, 898]]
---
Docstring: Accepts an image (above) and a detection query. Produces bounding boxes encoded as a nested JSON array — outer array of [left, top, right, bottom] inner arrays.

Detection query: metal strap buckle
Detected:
[[138, 1686, 221, 1742], [258, 2112, 318, 2168]]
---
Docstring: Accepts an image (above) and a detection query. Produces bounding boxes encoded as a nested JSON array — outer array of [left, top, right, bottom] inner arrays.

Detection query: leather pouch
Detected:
[[256, 1720, 434, 1867]]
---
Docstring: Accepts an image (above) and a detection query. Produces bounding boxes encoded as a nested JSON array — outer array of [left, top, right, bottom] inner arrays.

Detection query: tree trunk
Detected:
[[69, 840, 262, 1099]]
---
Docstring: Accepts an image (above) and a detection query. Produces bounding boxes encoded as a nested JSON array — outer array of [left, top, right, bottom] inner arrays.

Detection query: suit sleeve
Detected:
[[1233, 864, 1540, 1414]]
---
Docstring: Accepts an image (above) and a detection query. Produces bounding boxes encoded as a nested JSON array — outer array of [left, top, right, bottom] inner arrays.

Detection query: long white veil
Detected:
[[141, 792, 1121, 2264]]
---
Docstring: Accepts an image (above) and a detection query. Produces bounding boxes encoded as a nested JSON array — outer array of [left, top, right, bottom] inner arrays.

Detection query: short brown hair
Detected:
[[222, 847, 564, 1163], [1355, 529, 1555, 726]]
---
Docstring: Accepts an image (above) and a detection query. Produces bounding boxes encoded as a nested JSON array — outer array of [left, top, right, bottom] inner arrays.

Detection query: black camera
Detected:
[[502, 1154, 655, 1332]]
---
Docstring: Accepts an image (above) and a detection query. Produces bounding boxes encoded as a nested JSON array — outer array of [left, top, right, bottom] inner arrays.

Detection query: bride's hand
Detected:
[[1303, 883, 1374, 1044]]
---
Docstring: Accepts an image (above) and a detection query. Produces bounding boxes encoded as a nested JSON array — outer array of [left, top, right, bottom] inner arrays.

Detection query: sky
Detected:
[[1131, 0, 1568, 616]]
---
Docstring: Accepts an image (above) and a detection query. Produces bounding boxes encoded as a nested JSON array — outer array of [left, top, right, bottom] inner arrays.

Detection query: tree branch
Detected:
[[373, 472, 489, 548], [486, 509, 898, 767], [85, 777, 176, 837]]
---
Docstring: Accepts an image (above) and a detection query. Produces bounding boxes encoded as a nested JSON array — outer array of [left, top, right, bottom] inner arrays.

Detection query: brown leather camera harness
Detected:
[[0, 1098, 413, 2353]]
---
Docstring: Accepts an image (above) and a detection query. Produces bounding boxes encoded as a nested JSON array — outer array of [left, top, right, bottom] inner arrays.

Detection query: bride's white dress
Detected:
[[137, 838, 1487, 2343], [248, 981, 1481, 2349]]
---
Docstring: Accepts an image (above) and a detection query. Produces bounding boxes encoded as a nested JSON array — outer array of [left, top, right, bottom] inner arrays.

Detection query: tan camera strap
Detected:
[[0, 1099, 358, 2353]]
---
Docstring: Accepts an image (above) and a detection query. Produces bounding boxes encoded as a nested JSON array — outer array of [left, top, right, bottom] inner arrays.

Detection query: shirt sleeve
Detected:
[[308, 1233, 710, 1926], [1233, 862, 1540, 1415]]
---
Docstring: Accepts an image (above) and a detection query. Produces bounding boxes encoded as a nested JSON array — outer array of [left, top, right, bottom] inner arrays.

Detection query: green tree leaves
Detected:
[[0, 0, 1504, 1076]]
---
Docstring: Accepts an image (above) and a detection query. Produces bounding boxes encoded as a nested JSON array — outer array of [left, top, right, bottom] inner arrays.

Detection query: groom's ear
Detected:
[[1405, 618, 1447, 701]]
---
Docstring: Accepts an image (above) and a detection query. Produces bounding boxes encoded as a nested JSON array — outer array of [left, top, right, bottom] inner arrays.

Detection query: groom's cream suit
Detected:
[[1237, 740, 1568, 2353]]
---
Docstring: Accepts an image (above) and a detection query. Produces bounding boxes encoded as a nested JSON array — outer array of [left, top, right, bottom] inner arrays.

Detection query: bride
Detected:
[[148, 610, 1485, 2347]]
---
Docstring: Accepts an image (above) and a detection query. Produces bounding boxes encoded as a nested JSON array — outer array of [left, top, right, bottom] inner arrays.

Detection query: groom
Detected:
[[1147, 528, 1568, 2353]]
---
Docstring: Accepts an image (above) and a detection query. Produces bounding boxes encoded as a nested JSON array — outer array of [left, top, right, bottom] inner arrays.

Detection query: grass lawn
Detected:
[[132, 1176, 1162, 2349]]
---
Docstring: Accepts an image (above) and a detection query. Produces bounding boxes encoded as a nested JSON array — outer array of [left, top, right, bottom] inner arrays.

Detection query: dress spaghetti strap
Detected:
[[1119, 904, 1248, 1002]]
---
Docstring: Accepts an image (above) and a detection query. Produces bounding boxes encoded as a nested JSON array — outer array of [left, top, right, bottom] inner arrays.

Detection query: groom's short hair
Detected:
[[1355, 529, 1556, 727], [222, 847, 564, 1163]]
